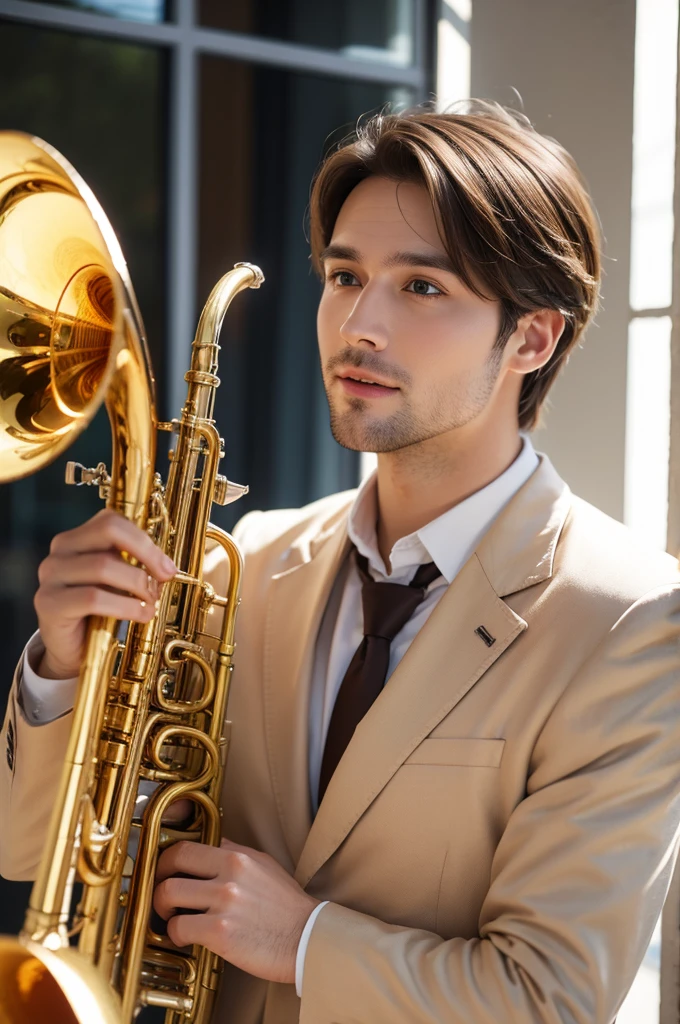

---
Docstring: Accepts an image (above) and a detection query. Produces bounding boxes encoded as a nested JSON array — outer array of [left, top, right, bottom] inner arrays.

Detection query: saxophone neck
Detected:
[[184, 263, 264, 422]]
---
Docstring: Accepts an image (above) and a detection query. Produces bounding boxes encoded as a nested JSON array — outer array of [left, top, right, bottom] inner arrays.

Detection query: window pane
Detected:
[[0, 19, 166, 933], [197, 57, 412, 523], [436, 0, 471, 111], [199, 0, 415, 66], [624, 316, 671, 551], [629, 0, 678, 311], [21, 0, 167, 21]]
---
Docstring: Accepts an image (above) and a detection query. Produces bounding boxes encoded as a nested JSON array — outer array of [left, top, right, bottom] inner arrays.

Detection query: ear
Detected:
[[506, 308, 565, 375]]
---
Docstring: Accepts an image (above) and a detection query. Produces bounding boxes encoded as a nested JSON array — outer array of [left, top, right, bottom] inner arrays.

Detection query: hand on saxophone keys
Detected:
[[33, 507, 177, 681], [152, 837, 322, 985]]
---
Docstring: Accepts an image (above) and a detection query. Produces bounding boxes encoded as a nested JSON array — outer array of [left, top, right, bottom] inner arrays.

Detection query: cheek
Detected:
[[316, 293, 336, 359], [419, 305, 499, 365], [402, 315, 498, 395], [453, 302, 502, 353]]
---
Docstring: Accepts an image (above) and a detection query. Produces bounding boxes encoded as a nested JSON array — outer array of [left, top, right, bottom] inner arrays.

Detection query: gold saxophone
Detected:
[[0, 132, 262, 1022]]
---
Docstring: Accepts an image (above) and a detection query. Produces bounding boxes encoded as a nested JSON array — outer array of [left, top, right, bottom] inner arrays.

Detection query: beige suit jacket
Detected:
[[3, 452, 680, 1024]]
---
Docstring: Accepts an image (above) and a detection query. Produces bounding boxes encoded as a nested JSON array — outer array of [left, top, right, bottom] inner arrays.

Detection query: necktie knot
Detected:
[[356, 553, 441, 641]]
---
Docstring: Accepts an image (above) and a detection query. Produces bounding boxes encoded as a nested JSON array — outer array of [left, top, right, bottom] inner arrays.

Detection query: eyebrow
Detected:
[[319, 244, 458, 276]]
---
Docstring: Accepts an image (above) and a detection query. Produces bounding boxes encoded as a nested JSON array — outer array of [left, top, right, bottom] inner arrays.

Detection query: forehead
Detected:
[[331, 176, 444, 253]]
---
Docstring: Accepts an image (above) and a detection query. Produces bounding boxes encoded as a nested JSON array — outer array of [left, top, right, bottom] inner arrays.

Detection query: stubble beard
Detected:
[[326, 348, 504, 454]]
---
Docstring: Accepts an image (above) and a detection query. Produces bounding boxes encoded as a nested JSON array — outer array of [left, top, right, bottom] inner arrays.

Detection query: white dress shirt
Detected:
[[19, 432, 540, 997]]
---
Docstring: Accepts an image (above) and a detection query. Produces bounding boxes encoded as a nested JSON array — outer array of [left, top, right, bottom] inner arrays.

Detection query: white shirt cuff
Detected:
[[295, 900, 330, 997], [19, 630, 79, 725]]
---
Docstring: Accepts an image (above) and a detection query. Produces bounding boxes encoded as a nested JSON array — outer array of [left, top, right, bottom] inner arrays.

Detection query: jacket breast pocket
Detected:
[[404, 737, 505, 767]]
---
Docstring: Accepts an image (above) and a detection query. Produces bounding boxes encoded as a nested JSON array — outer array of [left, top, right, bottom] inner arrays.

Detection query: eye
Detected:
[[328, 270, 359, 287], [406, 279, 442, 298]]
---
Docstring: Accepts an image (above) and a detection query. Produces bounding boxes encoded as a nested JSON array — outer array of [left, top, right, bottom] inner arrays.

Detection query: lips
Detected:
[[338, 375, 399, 399], [337, 372, 399, 390]]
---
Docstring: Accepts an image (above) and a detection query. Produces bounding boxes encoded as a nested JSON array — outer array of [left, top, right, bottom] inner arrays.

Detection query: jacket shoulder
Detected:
[[233, 489, 357, 557], [558, 494, 680, 607], [203, 490, 356, 597]]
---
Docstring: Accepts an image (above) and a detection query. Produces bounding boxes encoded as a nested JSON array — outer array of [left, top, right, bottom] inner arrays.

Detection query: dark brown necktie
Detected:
[[318, 552, 442, 804]]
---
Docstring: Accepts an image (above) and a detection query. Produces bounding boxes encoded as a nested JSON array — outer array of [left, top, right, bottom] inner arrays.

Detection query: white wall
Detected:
[[470, 0, 637, 520]]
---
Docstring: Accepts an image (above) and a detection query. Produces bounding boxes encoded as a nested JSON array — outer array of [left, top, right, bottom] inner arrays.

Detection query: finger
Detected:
[[156, 841, 224, 884], [154, 877, 214, 921], [161, 799, 193, 825], [167, 910, 216, 950], [39, 553, 158, 603], [35, 585, 156, 625], [50, 510, 176, 581]]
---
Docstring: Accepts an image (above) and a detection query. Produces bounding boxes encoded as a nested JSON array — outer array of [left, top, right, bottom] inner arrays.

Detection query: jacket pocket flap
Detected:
[[404, 737, 505, 767]]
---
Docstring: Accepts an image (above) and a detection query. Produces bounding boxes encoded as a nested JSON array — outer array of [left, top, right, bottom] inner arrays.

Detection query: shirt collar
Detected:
[[347, 434, 540, 584]]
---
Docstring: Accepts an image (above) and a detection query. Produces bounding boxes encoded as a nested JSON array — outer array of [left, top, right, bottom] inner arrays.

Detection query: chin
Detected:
[[328, 395, 427, 452], [329, 417, 407, 454], [327, 409, 368, 451], [329, 424, 368, 452]]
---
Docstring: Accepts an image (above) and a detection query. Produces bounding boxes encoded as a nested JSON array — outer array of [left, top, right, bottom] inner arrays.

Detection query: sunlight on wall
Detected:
[[629, 0, 678, 312], [436, 0, 471, 112], [624, 0, 677, 556], [624, 317, 671, 551]]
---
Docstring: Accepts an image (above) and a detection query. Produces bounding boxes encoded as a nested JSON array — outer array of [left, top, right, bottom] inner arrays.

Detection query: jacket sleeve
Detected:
[[0, 509, 262, 883], [300, 583, 680, 1024], [0, 650, 74, 880]]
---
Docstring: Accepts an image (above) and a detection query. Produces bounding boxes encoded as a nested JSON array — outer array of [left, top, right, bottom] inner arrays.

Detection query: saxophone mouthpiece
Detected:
[[234, 262, 265, 288]]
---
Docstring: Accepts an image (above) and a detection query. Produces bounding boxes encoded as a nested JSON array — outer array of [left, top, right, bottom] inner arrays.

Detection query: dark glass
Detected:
[[200, 0, 415, 65], [0, 20, 166, 936], [198, 57, 412, 525], [22, 0, 166, 22]]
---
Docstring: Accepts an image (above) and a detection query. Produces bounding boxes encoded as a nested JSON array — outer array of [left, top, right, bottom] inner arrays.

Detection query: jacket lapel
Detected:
[[263, 503, 352, 866], [293, 555, 525, 887], [293, 453, 572, 889]]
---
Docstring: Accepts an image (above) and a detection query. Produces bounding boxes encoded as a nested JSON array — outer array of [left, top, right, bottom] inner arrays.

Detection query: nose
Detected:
[[339, 281, 390, 352]]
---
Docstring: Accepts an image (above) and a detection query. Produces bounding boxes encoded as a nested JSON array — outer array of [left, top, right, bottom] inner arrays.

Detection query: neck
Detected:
[[374, 423, 523, 568]]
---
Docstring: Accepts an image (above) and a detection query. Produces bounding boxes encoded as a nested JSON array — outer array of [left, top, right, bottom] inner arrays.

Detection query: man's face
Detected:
[[317, 175, 508, 454]]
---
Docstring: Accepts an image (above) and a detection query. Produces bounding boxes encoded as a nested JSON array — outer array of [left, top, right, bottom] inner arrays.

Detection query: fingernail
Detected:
[[154, 599, 160, 612], [162, 555, 177, 575]]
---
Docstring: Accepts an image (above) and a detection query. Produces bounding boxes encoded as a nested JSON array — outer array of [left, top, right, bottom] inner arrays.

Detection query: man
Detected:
[[2, 100, 680, 1023]]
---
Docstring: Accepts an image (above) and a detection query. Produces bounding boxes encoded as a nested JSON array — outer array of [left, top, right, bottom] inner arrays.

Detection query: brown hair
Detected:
[[308, 99, 602, 431]]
